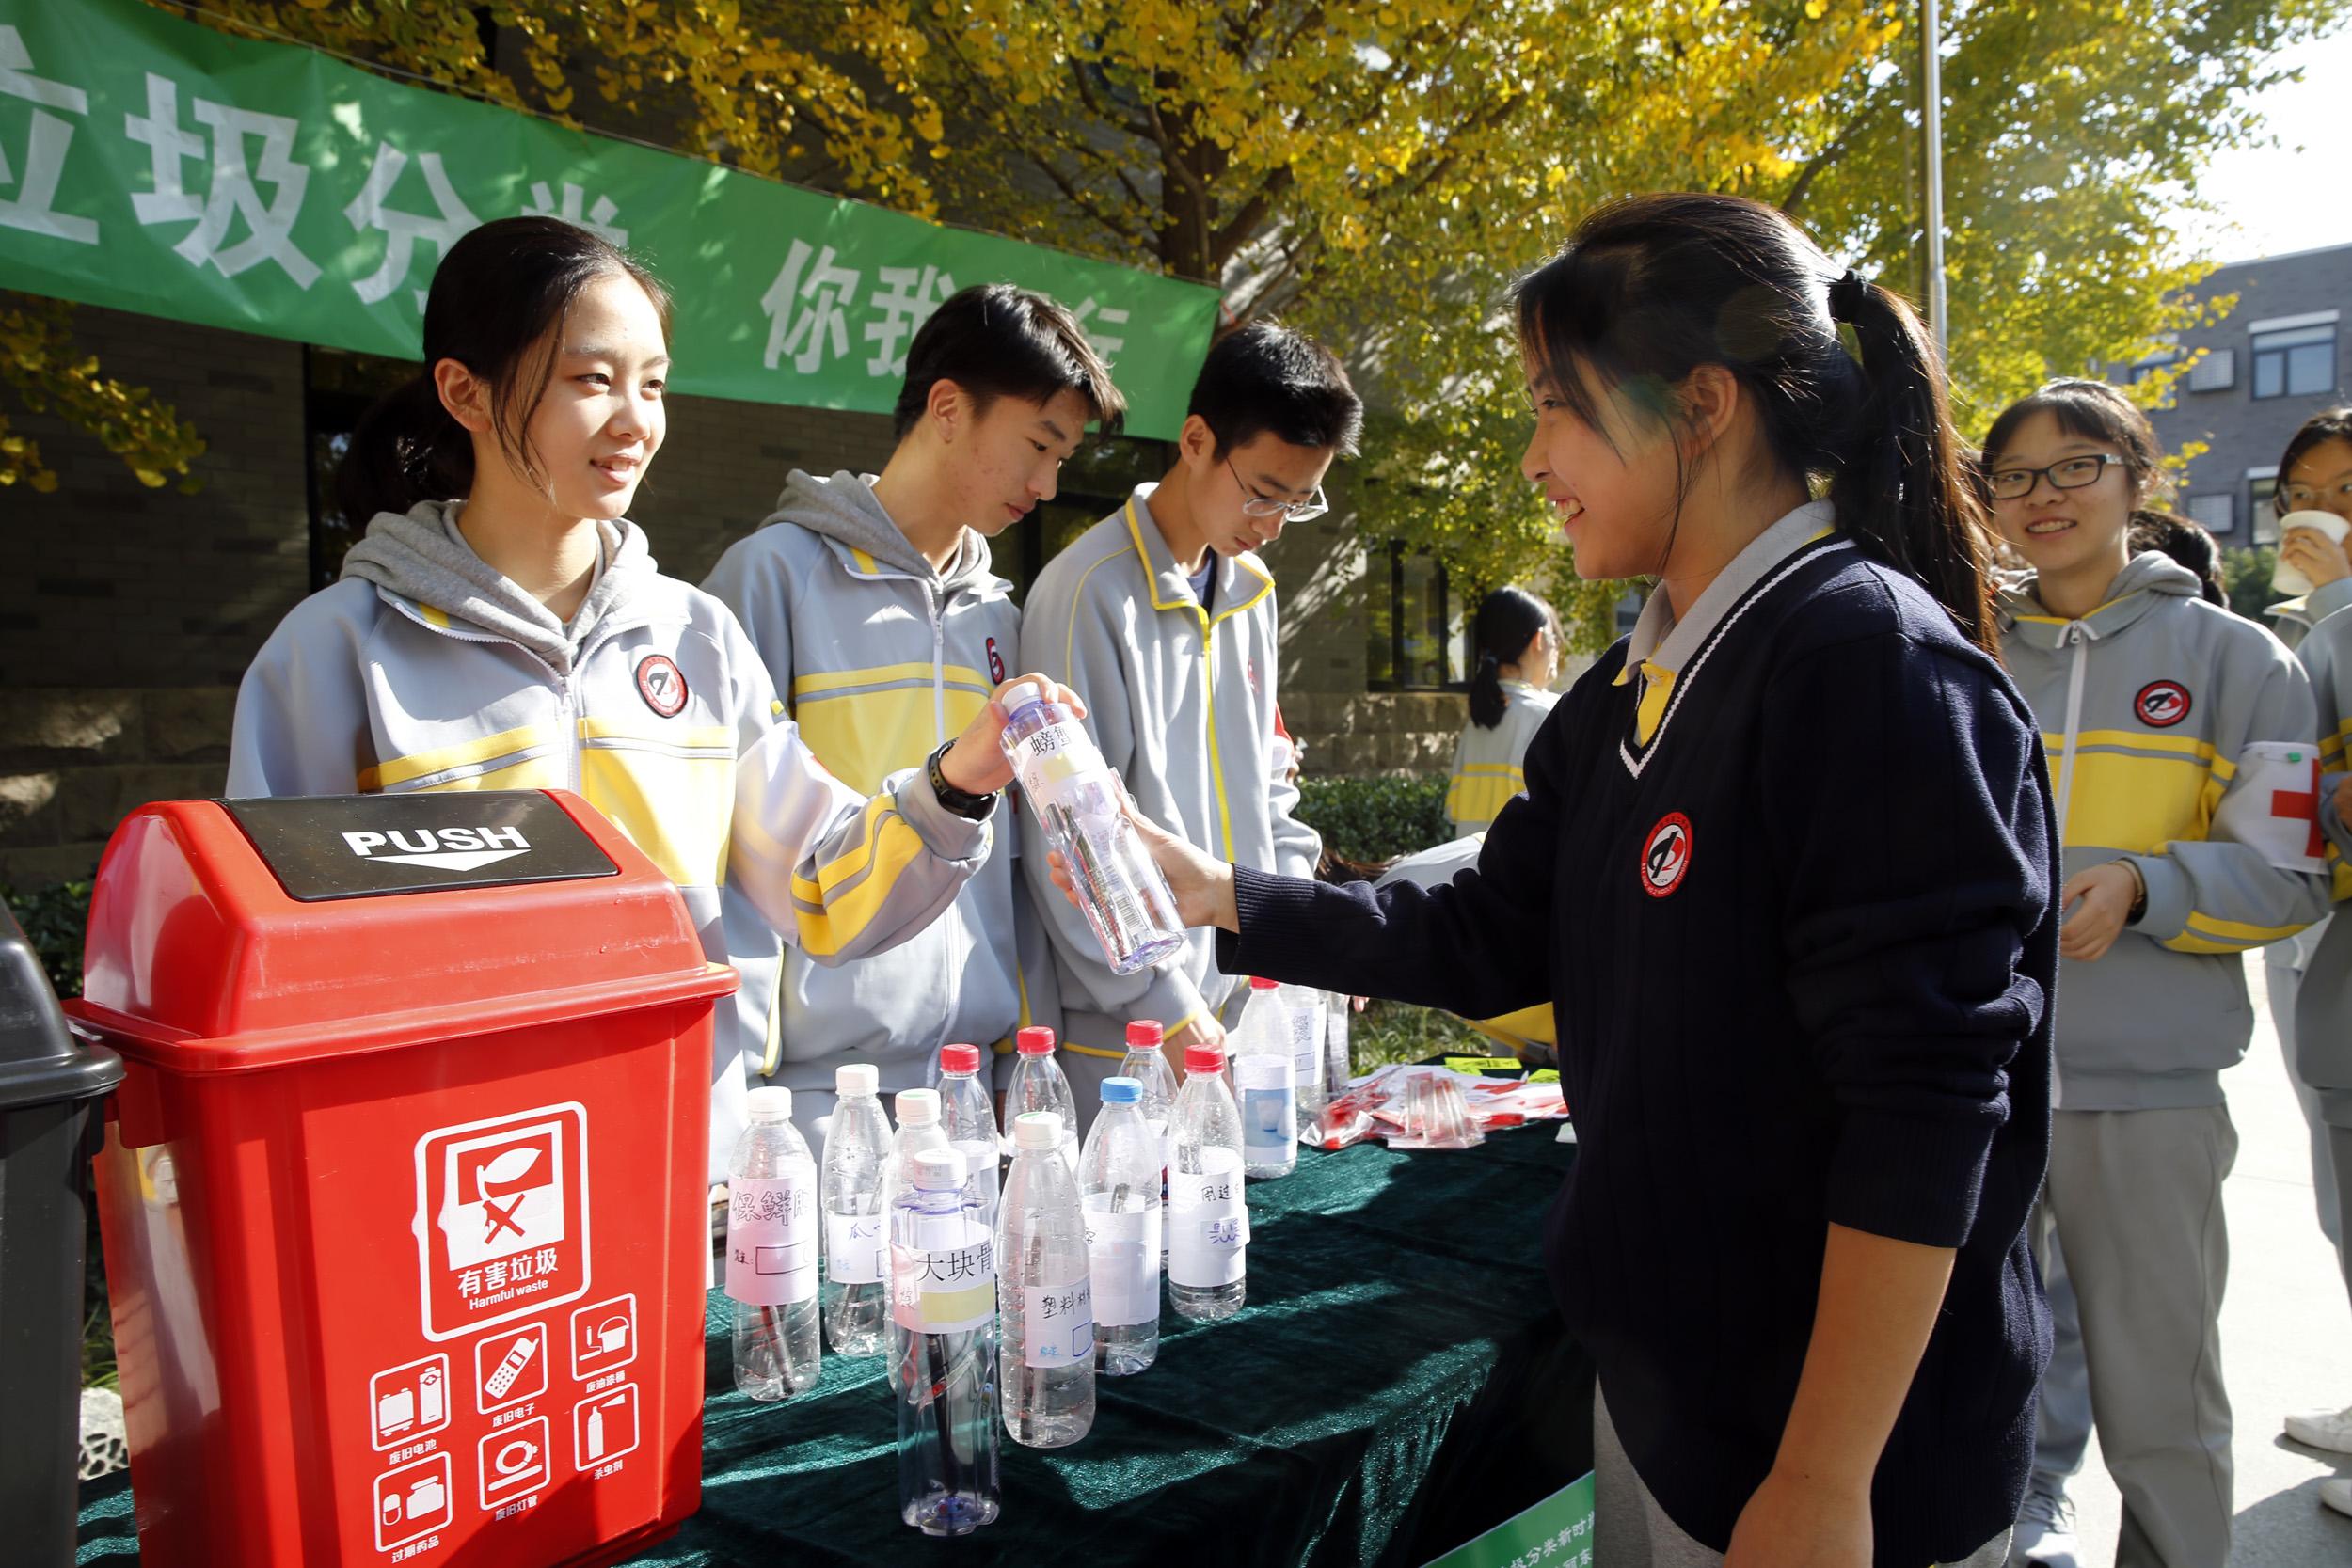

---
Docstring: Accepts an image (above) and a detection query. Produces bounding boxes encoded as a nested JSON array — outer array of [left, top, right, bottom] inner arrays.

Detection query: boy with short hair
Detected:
[[706, 283, 1125, 1138], [1020, 322, 1360, 1117]]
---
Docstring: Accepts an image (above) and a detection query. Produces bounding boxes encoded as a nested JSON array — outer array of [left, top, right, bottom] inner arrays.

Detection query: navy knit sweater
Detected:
[[1220, 538, 2056, 1564]]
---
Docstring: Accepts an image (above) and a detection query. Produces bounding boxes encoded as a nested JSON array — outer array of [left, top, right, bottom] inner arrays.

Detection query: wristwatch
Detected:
[[926, 739, 998, 821], [2122, 858, 2149, 924]]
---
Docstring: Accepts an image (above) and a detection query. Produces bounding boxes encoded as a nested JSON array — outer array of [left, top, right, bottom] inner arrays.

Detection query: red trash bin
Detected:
[[69, 790, 738, 1568]]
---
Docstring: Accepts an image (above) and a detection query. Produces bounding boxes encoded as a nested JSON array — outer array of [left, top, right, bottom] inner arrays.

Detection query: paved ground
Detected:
[[2049, 955, 2352, 1566]]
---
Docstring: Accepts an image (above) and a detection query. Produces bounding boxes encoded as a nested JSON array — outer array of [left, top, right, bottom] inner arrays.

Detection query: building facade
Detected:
[[2142, 241, 2352, 543]]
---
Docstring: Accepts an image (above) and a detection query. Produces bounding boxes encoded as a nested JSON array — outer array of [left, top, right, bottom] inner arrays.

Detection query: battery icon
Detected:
[[485, 1334, 539, 1400]]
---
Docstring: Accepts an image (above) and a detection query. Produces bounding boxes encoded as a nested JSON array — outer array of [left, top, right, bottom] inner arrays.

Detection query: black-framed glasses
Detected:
[[1226, 454, 1328, 523], [1987, 452, 2125, 501]]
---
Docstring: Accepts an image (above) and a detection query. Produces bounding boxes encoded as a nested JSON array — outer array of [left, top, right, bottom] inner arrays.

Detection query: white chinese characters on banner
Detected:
[[523, 180, 627, 247], [124, 72, 318, 285], [1073, 296, 1128, 358], [0, 25, 97, 245], [760, 239, 862, 375], [863, 264, 955, 378], [345, 143, 479, 311]]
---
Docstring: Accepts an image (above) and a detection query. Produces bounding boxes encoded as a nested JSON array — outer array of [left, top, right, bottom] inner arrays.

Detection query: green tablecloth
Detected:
[[75, 1124, 1592, 1567]]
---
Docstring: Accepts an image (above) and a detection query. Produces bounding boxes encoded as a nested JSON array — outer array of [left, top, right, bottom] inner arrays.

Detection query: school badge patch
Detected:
[[2135, 679, 2190, 729], [1640, 813, 1693, 898], [635, 654, 688, 718]]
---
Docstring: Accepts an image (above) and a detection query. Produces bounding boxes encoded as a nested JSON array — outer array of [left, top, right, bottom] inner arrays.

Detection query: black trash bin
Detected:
[[0, 902, 123, 1568]]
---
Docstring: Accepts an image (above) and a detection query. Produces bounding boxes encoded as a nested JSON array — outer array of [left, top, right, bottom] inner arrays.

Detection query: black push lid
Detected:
[[0, 903, 121, 1111], [224, 792, 621, 903]]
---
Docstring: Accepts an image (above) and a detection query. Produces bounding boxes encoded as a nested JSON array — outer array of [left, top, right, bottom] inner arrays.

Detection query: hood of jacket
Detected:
[[339, 499, 657, 674]]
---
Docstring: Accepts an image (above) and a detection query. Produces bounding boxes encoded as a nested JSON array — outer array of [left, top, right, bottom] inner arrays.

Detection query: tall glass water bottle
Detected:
[[998, 1112, 1097, 1446], [937, 1043, 1002, 1222], [1116, 1019, 1178, 1268], [891, 1148, 1000, 1535], [1005, 1025, 1080, 1172], [1080, 1076, 1163, 1375], [998, 679, 1184, 974], [821, 1063, 893, 1356], [728, 1086, 821, 1398], [1168, 1044, 1249, 1322], [1233, 978, 1298, 1179]]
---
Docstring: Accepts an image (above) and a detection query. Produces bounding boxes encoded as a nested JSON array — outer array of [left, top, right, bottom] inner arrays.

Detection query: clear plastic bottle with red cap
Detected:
[[820, 1063, 893, 1356], [1116, 1020, 1177, 1268], [1233, 978, 1299, 1179], [998, 1112, 1097, 1446], [996, 679, 1185, 974], [937, 1043, 1002, 1223], [1005, 1025, 1079, 1172], [1167, 1043, 1249, 1322]]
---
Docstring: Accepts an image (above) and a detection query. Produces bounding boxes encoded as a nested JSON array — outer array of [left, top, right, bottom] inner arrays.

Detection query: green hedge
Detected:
[[4, 880, 90, 999], [1294, 774, 1453, 865]]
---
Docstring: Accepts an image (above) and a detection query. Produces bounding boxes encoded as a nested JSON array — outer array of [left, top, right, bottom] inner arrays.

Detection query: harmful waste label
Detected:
[[413, 1103, 592, 1341]]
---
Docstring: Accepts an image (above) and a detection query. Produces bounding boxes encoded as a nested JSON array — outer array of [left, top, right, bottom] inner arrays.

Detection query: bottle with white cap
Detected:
[[727, 1085, 821, 1398], [879, 1089, 950, 1391], [998, 1111, 1097, 1445], [891, 1148, 1001, 1535], [820, 1063, 893, 1356], [996, 678, 1184, 974], [937, 1042, 1002, 1222], [1079, 1075, 1162, 1375], [1005, 1026, 1080, 1173]]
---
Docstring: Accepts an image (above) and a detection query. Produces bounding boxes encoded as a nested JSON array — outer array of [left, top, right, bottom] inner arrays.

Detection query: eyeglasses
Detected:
[[1226, 455, 1328, 523], [2281, 479, 2352, 510], [1986, 452, 2125, 501]]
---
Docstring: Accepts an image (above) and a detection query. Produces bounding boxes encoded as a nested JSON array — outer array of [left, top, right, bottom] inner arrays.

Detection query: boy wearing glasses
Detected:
[[1020, 323, 1361, 1116]]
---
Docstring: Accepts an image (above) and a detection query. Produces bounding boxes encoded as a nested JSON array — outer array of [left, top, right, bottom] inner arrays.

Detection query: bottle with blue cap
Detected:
[[728, 1085, 821, 1398], [996, 678, 1184, 974], [1079, 1075, 1164, 1374]]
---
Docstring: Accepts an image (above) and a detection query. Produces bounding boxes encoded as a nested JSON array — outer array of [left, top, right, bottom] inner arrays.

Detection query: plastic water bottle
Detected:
[[998, 1112, 1097, 1446], [1006, 1025, 1080, 1172], [1232, 978, 1297, 1179], [1116, 1020, 1177, 1269], [1279, 982, 1328, 1126], [728, 1085, 821, 1398], [820, 1064, 892, 1357], [938, 1043, 1002, 1223], [1080, 1076, 1163, 1375], [998, 680, 1184, 974], [1323, 990, 1352, 1100], [891, 1148, 1001, 1536], [1168, 1043, 1248, 1322]]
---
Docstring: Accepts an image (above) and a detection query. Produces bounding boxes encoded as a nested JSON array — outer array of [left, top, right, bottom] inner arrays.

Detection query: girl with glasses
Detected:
[[1983, 378, 2328, 1568]]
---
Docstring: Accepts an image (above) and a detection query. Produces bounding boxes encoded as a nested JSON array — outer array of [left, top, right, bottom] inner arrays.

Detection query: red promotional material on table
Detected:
[[67, 790, 737, 1568]]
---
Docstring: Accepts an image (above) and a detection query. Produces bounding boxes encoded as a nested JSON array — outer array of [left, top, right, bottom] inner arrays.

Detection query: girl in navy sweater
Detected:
[[1063, 194, 2056, 1567]]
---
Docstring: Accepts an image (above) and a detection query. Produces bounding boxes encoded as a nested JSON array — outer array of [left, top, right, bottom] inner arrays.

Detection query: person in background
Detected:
[[1447, 586, 1564, 837], [227, 216, 1078, 1194], [2265, 407, 2352, 1512], [1019, 322, 1359, 1120], [1984, 378, 2327, 1568], [704, 284, 1121, 1142]]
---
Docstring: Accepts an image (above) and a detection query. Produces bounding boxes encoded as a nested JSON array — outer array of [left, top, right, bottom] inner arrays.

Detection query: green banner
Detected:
[[1418, 1472, 1596, 1568], [0, 0, 1216, 437]]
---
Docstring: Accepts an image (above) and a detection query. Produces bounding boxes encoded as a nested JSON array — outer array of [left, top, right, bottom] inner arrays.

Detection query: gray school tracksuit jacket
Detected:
[[1020, 483, 1323, 1063], [1997, 550, 2328, 1111], [2290, 599, 2352, 1120], [2264, 580, 2352, 974], [226, 500, 989, 1179], [703, 470, 1059, 1100]]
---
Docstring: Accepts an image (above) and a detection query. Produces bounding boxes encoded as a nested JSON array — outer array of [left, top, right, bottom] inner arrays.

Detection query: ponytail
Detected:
[[1513, 192, 1998, 657], [1828, 277, 1996, 653], [1467, 586, 1551, 728], [334, 372, 472, 525]]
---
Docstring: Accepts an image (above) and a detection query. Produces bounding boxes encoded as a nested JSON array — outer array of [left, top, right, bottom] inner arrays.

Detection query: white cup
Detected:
[[2272, 509, 2352, 597]]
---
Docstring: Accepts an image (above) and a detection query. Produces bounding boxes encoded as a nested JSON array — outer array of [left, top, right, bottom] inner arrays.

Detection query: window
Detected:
[[2252, 315, 2339, 401], [2185, 493, 2234, 536], [2186, 348, 2235, 392], [1366, 543, 1471, 690], [2249, 471, 2280, 546]]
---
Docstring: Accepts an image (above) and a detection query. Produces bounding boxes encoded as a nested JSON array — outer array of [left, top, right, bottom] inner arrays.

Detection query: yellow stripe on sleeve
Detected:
[[787, 796, 930, 958]]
